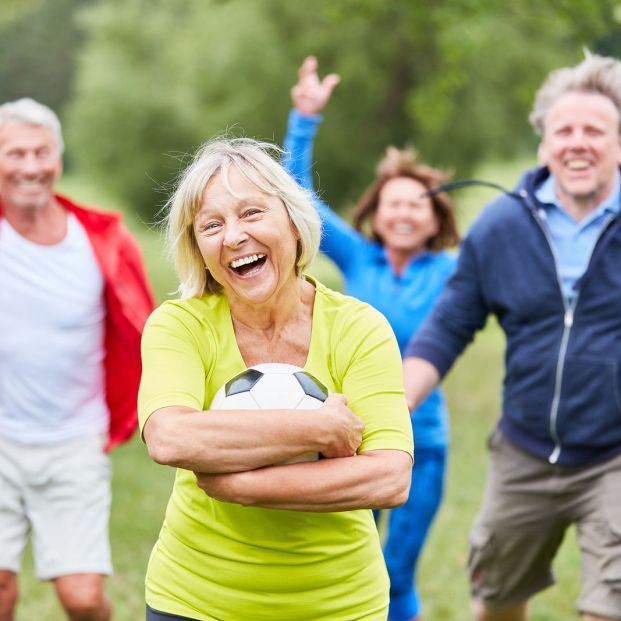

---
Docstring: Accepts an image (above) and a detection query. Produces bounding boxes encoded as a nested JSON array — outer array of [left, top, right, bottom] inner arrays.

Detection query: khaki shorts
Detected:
[[0, 434, 112, 580], [468, 429, 621, 620]]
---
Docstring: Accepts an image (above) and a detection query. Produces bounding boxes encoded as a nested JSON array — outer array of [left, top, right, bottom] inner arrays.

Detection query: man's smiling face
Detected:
[[538, 90, 621, 214], [0, 122, 62, 214]]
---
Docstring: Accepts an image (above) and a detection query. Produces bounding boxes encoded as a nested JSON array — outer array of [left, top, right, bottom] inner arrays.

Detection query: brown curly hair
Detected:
[[351, 146, 460, 252]]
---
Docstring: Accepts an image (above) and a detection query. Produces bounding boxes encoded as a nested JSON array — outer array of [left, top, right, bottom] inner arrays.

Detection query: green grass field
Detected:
[[15, 161, 582, 620]]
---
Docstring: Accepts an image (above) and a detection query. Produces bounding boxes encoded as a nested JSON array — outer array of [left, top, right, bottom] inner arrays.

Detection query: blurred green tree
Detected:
[[0, 0, 92, 120], [65, 0, 619, 219], [0, 0, 41, 23], [273, 0, 618, 206], [66, 0, 293, 218]]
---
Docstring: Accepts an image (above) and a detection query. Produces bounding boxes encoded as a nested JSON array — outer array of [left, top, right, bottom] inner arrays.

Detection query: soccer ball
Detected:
[[210, 363, 328, 463]]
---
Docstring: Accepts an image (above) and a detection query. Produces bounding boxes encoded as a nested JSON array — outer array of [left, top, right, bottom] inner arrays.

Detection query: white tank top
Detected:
[[0, 214, 108, 444]]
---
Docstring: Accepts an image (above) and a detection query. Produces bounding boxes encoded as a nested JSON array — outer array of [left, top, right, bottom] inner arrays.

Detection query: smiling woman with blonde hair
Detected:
[[138, 136, 413, 621]]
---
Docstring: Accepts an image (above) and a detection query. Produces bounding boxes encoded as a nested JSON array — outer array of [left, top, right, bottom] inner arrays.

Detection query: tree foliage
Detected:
[[66, 0, 294, 216], [0, 0, 92, 118], [0, 0, 41, 24], [59, 0, 621, 218]]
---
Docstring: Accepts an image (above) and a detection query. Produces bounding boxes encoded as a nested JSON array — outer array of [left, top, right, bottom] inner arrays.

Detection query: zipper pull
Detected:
[[549, 445, 561, 464], [564, 308, 574, 328]]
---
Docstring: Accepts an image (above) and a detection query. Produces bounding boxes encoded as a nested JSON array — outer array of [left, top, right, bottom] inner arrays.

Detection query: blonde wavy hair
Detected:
[[166, 137, 321, 299]]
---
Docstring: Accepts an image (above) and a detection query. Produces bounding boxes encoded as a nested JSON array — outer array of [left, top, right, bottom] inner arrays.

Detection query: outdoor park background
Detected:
[[2, 0, 620, 619]]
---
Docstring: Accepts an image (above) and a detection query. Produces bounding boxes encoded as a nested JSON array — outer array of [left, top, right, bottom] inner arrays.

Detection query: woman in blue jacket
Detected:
[[283, 57, 460, 621]]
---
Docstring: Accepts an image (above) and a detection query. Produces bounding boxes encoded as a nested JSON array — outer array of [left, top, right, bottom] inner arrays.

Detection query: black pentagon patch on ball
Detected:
[[293, 371, 328, 402], [225, 369, 264, 397]]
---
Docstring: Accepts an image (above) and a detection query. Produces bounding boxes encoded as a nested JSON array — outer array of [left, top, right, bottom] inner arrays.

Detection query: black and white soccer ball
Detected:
[[210, 363, 328, 463]]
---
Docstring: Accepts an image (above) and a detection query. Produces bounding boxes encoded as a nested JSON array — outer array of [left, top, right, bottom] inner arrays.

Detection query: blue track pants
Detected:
[[384, 446, 447, 621]]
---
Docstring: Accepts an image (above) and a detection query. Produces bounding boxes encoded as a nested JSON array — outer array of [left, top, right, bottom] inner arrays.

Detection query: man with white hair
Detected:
[[0, 98, 154, 621], [404, 54, 621, 621]]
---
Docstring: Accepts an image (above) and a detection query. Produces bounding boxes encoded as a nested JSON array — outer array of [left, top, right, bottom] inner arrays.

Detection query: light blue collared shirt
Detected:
[[535, 174, 620, 305]]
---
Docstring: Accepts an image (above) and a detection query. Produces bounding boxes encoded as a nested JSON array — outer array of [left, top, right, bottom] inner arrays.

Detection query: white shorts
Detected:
[[0, 434, 112, 580]]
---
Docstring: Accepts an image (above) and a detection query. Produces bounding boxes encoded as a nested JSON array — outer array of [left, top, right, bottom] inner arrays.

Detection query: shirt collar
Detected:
[[535, 173, 621, 220], [375, 244, 433, 269]]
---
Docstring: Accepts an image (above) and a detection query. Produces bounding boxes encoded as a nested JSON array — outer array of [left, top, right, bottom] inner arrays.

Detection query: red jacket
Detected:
[[0, 194, 155, 451]]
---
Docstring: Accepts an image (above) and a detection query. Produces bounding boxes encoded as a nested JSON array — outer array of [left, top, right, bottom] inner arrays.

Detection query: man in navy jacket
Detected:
[[404, 54, 621, 621]]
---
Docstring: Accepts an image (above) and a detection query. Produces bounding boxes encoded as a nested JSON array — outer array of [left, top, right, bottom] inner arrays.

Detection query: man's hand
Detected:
[[317, 393, 364, 458], [291, 55, 340, 116]]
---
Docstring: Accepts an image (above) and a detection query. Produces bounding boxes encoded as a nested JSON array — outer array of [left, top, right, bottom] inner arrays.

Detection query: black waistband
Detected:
[[146, 605, 200, 621]]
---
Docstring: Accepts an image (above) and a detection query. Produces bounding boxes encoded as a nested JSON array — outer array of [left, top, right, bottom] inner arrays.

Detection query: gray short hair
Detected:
[[529, 54, 621, 135], [166, 137, 322, 299], [0, 98, 64, 153]]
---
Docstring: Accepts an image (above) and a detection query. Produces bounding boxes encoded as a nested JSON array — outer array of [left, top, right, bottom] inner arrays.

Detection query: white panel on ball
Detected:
[[209, 363, 329, 464]]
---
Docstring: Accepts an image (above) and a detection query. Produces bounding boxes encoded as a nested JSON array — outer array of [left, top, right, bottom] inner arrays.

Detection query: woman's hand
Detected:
[[317, 393, 364, 458], [194, 471, 245, 503], [291, 56, 340, 116]]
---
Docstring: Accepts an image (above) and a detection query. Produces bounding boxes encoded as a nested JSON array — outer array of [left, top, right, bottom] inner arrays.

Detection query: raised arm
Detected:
[[283, 57, 366, 272], [283, 56, 339, 190]]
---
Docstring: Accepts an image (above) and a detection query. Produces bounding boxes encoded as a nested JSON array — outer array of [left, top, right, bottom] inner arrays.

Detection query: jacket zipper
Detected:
[[530, 207, 572, 464], [528, 197, 616, 463], [547, 305, 575, 464]]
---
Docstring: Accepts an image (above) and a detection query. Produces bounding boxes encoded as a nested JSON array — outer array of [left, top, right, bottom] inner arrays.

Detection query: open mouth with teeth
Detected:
[[229, 253, 267, 276], [566, 159, 591, 170], [16, 179, 48, 191]]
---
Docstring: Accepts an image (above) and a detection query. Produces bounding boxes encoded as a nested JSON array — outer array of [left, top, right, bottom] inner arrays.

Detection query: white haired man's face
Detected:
[[0, 122, 62, 214], [538, 91, 621, 213]]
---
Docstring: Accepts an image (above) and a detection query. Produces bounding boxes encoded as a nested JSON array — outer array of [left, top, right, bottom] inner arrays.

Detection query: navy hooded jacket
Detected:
[[405, 166, 621, 466]]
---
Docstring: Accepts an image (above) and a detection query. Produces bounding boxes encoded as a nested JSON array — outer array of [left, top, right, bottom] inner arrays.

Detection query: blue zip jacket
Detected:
[[283, 110, 455, 449], [405, 166, 621, 466]]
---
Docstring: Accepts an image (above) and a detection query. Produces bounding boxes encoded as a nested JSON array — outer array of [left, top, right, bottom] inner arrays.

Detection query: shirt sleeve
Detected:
[[137, 303, 211, 432], [282, 108, 321, 191], [405, 235, 489, 377], [334, 302, 414, 457]]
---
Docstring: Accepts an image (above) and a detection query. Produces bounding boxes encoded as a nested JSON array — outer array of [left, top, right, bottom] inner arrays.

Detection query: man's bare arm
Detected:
[[403, 357, 441, 411]]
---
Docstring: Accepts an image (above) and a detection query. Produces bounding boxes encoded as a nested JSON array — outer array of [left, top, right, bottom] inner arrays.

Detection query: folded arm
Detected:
[[143, 393, 363, 473], [195, 448, 412, 512]]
